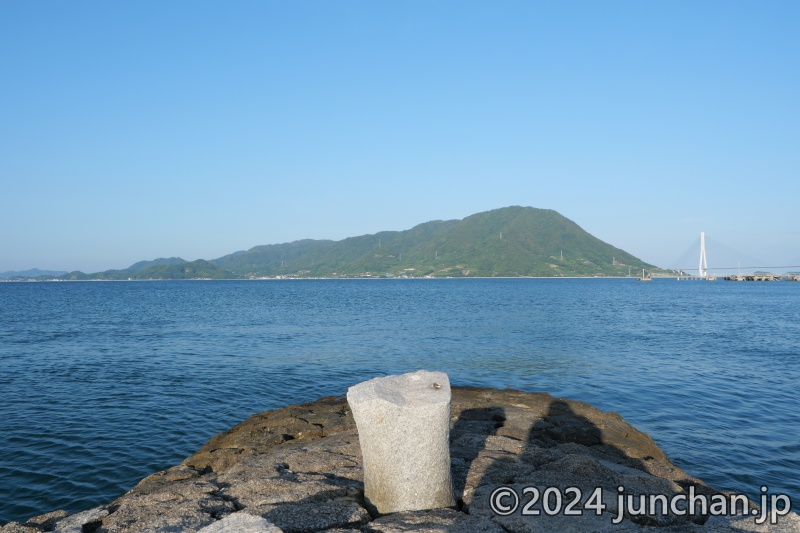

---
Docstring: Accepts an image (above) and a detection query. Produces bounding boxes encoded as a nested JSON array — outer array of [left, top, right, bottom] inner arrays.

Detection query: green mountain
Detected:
[[211, 239, 336, 275], [57, 260, 235, 280], [47, 206, 659, 280], [127, 257, 187, 272], [211, 206, 657, 278]]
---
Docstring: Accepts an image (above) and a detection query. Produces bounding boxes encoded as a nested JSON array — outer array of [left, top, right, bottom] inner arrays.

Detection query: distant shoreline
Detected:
[[3, 275, 692, 282]]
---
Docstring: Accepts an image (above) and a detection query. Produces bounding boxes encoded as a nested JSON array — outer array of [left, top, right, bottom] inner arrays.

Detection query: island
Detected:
[[29, 207, 668, 281]]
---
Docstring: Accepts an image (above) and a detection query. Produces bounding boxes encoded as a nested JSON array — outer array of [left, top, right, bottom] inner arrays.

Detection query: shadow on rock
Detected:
[[453, 390, 724, 532], [450, 405, 507, 509]]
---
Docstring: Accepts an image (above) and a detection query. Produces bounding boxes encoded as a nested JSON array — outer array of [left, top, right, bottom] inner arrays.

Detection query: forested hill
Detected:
[[48, 206, 659, 280], [211, 206, 657, 278]]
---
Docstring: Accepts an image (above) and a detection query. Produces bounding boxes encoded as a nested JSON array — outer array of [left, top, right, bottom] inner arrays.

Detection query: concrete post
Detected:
[[347, 370, 456, 515]]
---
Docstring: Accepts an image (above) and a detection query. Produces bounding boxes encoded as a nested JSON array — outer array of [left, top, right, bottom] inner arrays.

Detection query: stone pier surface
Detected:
[[347, 370, 455, 514], [2, 387, 799, 532]]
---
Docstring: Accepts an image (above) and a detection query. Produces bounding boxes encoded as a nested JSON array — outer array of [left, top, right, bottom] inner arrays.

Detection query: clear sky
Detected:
[[2, 1, 798, 273]]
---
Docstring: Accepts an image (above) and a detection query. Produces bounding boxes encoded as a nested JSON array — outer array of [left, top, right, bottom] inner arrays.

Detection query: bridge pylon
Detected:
[[699, 232, 708, 278]]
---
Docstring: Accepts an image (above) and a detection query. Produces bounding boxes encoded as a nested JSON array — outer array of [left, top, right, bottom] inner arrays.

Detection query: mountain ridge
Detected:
[[0, 268, 70, 280], [38, 207, 660, 280], [126, 257, 187, 272]]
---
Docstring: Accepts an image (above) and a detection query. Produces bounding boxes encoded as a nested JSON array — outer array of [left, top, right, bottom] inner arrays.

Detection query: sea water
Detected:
[[0, 279, 798, 524]]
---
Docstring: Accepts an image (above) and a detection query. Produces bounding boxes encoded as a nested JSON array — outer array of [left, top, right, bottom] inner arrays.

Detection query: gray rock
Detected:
[[197, 512, 283, 533], [360, 508, 503, 532], [96, 476, 236, 532], [0, 523, 39, 533], [260, 498, 370, 532], [0, 510, 70, 533], [53, 506, 109, 532], [703, 511, 800, 532], [347, 370, 455, 515]]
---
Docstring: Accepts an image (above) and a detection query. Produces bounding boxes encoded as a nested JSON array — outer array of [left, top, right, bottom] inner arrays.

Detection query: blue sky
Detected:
[[2, 1, 798, 273]]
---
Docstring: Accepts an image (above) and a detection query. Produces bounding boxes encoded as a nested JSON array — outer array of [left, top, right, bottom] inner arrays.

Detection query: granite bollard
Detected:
[[346, 370, 456, 515]]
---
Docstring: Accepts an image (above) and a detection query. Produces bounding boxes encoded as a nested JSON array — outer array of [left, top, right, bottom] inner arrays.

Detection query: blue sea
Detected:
[[0, 279, 798, 525]]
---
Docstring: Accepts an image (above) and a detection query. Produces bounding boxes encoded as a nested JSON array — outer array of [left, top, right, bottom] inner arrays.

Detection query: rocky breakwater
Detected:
[[3, 386, 798, 532]]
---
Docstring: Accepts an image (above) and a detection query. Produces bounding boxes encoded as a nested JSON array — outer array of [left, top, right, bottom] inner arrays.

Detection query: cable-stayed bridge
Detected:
[[667, 233, 800, 281]]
